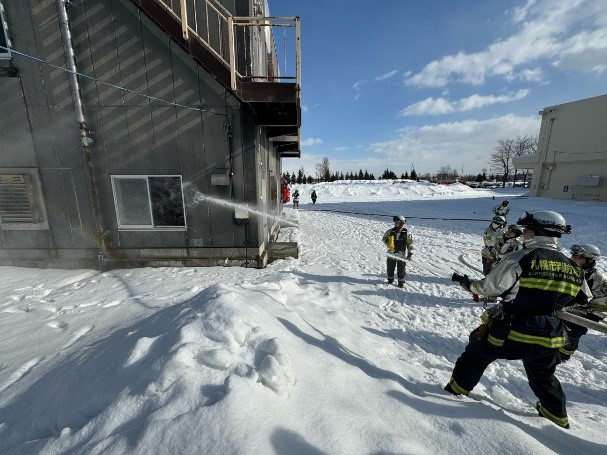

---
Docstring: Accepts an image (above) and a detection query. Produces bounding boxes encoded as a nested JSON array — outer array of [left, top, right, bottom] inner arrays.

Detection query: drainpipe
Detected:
[[56, 0, 108, 261], [537, 111, 555, 192]]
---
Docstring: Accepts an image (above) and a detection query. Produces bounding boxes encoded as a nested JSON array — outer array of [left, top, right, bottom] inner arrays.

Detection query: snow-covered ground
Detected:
[[1, 181, 606, 454]]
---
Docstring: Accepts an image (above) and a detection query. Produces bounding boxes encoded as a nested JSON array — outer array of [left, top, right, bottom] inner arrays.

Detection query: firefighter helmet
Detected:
[[516, 210, 571, 236], [570, 244, 601, 262]]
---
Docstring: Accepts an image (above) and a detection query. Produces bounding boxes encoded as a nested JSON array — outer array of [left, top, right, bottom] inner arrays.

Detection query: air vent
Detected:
[[0, 174, 38, 223]]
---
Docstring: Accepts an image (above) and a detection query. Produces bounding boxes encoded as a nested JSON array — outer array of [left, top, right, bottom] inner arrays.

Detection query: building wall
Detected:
[[522, 94, 607, 202], [0, 0, 282, 268]]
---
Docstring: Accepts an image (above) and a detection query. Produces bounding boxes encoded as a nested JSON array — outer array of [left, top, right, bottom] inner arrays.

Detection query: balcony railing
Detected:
[[149, 0, 300, 93]]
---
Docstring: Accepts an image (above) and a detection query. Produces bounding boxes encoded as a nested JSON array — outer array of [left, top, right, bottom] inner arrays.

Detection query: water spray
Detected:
[[190, 191, 299, 228]]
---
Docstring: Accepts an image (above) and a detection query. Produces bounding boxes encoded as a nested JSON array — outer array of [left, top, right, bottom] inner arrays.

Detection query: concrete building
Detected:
[[0, 0, 301, 269], [513, 94, 607, 202]]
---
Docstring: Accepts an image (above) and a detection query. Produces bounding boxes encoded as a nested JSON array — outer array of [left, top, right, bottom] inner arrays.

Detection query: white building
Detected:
[[513, 94, 607, 202]]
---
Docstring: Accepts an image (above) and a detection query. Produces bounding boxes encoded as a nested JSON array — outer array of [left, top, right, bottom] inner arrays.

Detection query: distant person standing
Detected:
[[382, 215, 414, 287], [292, 189, 300, 209], [311, 190, 318, 205]]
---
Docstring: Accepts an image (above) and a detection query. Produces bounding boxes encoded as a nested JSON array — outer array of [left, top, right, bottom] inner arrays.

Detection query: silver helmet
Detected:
[[491, 215, 506, 227], [516, 210, 571, 236], [393, 215, 406, 223], [570, 244, 601, 262]]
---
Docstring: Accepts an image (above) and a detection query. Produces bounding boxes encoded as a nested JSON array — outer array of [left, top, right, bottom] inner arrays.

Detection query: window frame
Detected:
[[111, 175, 187, 231], [0, 3, 11, 60]]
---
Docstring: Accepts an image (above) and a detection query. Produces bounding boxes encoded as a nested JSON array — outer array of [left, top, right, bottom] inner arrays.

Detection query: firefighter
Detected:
[[493, 224, 524, 264], [559, 244, 607, 362], [382, 215, 413, 287], [445, 210, 591, 429], [492, 200, 510, 218], [481, 215, 506, 275]]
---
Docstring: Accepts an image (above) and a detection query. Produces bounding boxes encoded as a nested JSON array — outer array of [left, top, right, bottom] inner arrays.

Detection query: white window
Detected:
[[0, 3, 11, 59], [111, 175, 186, 230]]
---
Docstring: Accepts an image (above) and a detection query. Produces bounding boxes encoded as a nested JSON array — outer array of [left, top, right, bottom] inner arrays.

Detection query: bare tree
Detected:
[[314, 157, 331, 182], [511, 135, 538, 185], [436, 165, 458, 182], [514, 135, 538, 156], [490, 138, 517, 187]]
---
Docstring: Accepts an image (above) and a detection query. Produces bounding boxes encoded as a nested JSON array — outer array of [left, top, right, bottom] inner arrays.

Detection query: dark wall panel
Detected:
[[0, 79, 36, 166], [1, 229, 51, 249], [2, 0, 273, 263]]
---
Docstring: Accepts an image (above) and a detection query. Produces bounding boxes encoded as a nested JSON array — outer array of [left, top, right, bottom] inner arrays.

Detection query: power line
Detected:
[[1, 44, 230, 116]]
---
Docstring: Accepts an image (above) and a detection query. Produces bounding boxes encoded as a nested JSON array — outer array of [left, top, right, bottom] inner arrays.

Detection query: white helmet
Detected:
[[393, 215, 406, 223], [491, 215, 506, 227], [570, 244, 600, 262], [516, 210, 571, 237]]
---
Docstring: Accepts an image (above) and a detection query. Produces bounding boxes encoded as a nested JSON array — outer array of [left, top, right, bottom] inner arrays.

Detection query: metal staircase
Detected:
[[129, 0, 300, 156]]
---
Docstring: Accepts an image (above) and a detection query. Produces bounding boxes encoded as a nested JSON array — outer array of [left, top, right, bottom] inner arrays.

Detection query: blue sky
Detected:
[[272, 0, 607, 178]]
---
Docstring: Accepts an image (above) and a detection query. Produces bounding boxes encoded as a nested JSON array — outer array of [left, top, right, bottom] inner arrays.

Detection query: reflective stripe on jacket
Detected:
[[470, 236, 590, 348], [382, 227, 413, 254]]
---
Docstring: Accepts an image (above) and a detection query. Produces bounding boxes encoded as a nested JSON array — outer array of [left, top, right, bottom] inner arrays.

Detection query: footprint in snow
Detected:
[[47, 320, 68, 330]]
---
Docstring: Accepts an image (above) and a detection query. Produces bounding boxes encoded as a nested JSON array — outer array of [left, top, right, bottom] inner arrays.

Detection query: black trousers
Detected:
[[387, 256, 406, 281], [451, 328, 566, 419]]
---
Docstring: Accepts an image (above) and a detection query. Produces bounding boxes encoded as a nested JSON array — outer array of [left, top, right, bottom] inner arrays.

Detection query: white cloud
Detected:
[[301, 137, 323, 147], [367, 114, 540, 174], [405, 0, 607, 87], [353, 80, 365, 100], [511, 0, 538, 23], [552, 28, 607, 74], [285, 115, 541, 177], [375, 70, 398, 81], [516, 67, 544, 82], [400, 90, 529, 116]]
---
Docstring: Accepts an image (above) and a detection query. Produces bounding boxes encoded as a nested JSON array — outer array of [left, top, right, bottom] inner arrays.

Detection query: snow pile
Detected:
[[0, 182, 606, 454]]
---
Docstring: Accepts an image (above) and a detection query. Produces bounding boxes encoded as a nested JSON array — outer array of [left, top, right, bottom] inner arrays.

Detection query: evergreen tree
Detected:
[[382, 169, 397, 179], [410, 168, 418, 181]]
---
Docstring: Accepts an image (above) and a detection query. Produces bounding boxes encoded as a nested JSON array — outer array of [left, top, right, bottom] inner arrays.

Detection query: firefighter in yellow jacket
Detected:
[[382, 215, 413, 287], [445, 210, 591, 429]]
